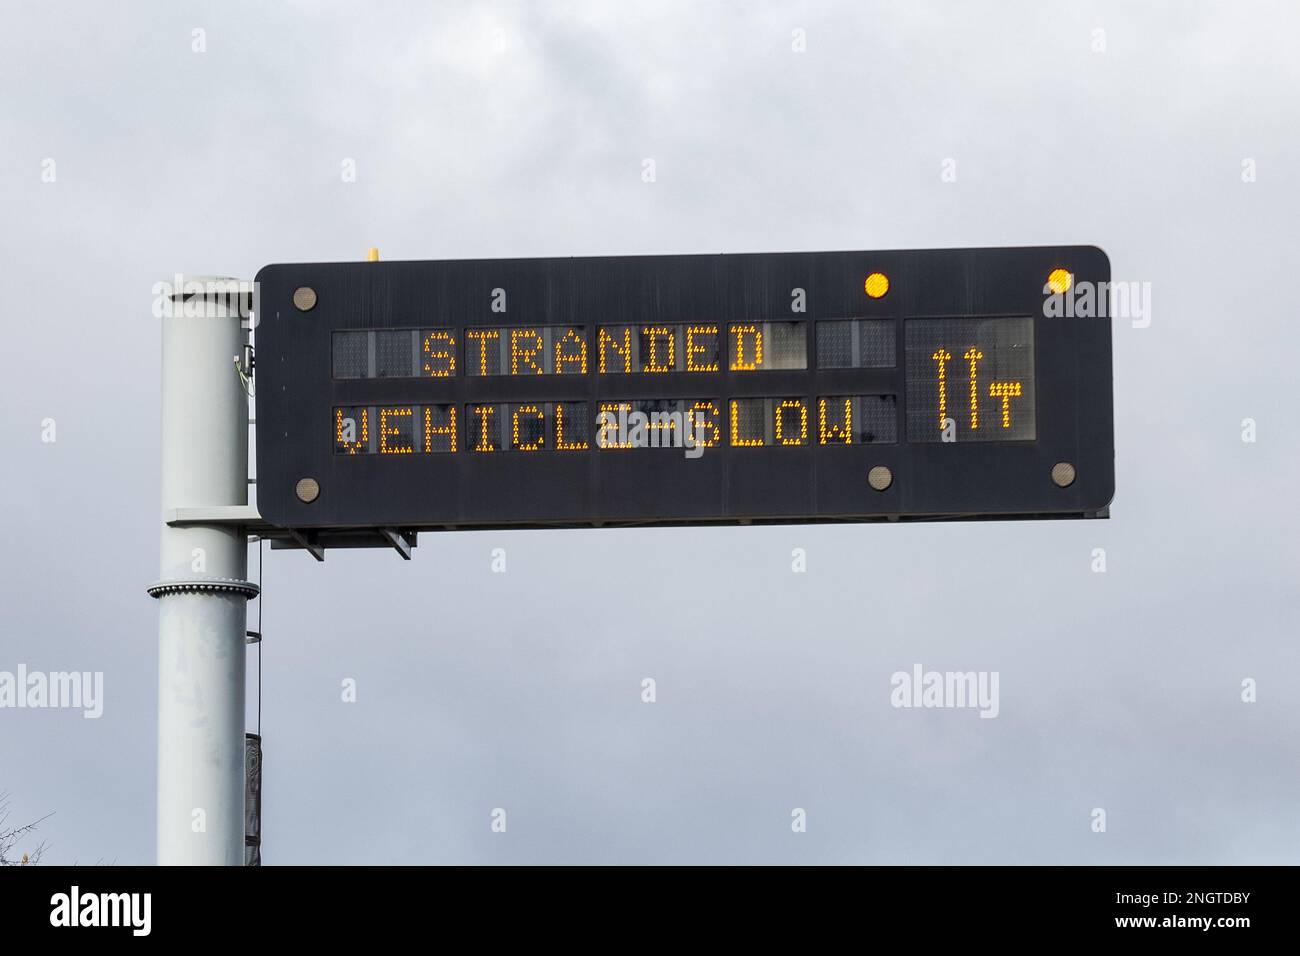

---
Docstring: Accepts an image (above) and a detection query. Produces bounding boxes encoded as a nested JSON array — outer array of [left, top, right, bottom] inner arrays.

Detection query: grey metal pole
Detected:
[[148, 277, 257, 865]]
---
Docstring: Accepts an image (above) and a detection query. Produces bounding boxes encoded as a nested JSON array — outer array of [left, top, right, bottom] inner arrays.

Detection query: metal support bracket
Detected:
[[283, 528, 326, 562], [165, 505, 417, 561], [166, 504, 274, 533], [379, 528, 414, 560]]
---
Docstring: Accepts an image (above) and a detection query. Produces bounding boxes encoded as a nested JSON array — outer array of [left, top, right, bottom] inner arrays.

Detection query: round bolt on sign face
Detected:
[[295, 477, 320, 502], [292, 287, 317, 312], [1051, 462, 1076, 488], [868, 465, 893, 491]]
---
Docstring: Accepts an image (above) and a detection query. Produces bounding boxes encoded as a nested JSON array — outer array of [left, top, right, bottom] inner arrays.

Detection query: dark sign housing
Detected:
[[254, 247, 1114, 533]]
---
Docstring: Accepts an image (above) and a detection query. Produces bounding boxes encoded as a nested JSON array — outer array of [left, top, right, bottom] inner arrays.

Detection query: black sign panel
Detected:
[[254, 247, 1114, 531]]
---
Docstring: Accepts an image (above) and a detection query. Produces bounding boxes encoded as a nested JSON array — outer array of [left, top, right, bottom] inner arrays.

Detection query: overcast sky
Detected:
[[2, 0, 1298, 864]]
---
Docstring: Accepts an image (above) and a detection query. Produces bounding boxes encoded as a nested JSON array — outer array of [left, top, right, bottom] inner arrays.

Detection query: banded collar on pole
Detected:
[[147, 577, 260, 600]]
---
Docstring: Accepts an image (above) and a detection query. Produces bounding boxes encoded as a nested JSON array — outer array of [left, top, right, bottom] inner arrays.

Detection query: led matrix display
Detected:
[[329, 319, 1037, 453], [334, 322, 810, 378], [333, 396, 899, 453], [904, 317, 1035, 442], [816, 319, 895, 369]]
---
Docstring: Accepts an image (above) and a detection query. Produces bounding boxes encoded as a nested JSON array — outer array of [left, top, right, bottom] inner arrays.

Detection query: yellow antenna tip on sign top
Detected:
[[367, 248, 380, 262]]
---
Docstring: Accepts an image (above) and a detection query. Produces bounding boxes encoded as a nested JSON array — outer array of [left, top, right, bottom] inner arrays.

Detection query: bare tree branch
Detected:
[[0, 790, 53, 865]]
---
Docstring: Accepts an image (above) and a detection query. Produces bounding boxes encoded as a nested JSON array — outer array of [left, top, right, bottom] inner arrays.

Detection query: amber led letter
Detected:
[[424, 406, 456, 452], [730, 324, 763, 371], [378, 407, 413, 454], [642, 326, 675, 373], [685, 325, 719, 372], [472, 405, 496, 452], [336, 407, 369, 454], [512, 404, 544, 450], [511, 329, 544, 375], [818, 398, 851, 445], [555, 403, 588, 450], [554, 328, 587, 374], [467, 330, 500, 375], [598, 327, 631, 373], [775, 399, 808, 446], [689, 401, 720, 447], [422, 331, 455, 377], [730, 400, 764, 446]]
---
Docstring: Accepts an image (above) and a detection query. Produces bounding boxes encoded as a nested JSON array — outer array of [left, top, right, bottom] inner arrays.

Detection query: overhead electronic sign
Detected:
[[254, 246, 1114, 532]]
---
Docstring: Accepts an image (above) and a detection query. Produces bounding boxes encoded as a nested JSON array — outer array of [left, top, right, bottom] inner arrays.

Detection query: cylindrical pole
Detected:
[[148, 277, 256, 865]]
